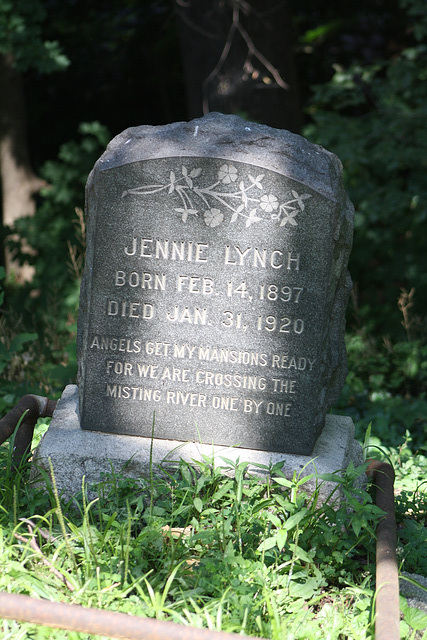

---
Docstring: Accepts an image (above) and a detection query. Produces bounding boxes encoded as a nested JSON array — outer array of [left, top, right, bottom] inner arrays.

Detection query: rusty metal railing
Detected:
[[0, 592, 261, 640], [0, 394, 57, 470], [367, 460, 399, 640]]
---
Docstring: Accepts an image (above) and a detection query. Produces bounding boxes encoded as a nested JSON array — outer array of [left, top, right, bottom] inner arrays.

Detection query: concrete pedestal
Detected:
[[31, 385, 364, 503]]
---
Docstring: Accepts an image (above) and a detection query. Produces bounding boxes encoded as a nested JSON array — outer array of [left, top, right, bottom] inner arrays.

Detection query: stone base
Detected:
[[400, 573, 427, 618], [31, 385, 364, 503]]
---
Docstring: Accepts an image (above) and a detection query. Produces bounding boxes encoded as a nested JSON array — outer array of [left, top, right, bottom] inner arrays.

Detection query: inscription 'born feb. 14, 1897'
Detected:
[[77, 115, 353, 455]]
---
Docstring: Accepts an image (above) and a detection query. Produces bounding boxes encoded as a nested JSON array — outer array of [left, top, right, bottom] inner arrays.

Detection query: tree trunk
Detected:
[[175, 0, 302, 133], [0, 53, 46, 282]]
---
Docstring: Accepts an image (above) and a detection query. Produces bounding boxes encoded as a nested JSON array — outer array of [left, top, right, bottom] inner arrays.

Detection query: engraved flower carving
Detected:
[[259, 194, 279, 212], [204, 208, 224, 227], [123, 162, 311, 230], [218, 164, 238, 184]]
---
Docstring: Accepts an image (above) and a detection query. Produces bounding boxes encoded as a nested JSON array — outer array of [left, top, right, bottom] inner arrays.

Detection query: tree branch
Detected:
[[201, 0, 289, 115]]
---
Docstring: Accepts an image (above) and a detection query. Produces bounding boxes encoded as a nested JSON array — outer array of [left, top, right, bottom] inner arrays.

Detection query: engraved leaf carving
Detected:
[[246, 209, 262, 227], [123, 185, 164, 196], [181, 166, 193, 188], [249, 174, 264, 189], [168, 171, 176, 194], [280, 211, 299, 226], [283, 217, 298, 226], [190, 168, 202, 178], [175, 208, 198, 222], [231, 204, 244, 223], [292, 190, 312, 210]]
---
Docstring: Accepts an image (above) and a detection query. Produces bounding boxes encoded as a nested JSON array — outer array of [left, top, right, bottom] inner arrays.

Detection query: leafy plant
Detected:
[[0, 123, 109, 409], [304, 0, 427, 337], [0, 0, 69, 73], [7, 121, 109, 326], [335, 326, 427, 451]]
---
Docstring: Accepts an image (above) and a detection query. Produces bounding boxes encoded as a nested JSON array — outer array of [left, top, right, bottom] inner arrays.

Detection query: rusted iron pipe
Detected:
[[367, 460, 399, 640], [0, 395, 56, 469], [0, 591, 261, 640]]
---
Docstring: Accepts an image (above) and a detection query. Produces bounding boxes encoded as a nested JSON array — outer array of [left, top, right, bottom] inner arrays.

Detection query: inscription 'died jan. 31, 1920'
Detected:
[[78, 155, 339, 454]]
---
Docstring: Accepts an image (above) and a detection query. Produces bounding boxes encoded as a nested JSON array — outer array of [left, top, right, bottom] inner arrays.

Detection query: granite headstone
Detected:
[[77, 113, 353, 455]]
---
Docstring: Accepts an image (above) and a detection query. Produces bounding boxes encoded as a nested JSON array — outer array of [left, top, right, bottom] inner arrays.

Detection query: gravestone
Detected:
[[77, 112, 353, 455], [32, 113, 362, 501]]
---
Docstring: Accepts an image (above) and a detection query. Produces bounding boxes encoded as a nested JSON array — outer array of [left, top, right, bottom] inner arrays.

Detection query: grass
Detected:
[[0, 418, 426, 639]]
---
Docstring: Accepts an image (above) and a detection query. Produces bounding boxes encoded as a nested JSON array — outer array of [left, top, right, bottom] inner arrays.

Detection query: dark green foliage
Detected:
[[1, 124, 108, 409], [0, 0, 68, 72], [398, 516, 427, 575], [304, 0, 427, 336], [24, 0, 185, 163], [6, 122, 109, 325], [336, 332, 427, 450]]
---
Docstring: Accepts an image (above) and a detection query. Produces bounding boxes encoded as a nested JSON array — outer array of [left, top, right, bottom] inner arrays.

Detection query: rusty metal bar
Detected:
[[0, 591, 261, 640], [367, 460, 399, 640], [0, 394, 57, 469]]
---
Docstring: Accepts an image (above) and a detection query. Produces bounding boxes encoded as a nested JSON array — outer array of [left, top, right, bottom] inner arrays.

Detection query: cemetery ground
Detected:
[[0, 324, 426, 639]]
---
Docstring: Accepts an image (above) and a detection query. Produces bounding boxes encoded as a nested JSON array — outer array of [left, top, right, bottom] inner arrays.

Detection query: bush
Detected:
[[6, 121, 109, 330], [1, 123, 109, 408], [335, 331, 427, 449], [304, 0, 427, 337]]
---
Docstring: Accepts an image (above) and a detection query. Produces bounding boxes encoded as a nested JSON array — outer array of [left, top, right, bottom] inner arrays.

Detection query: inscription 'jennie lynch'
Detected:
[[77, 113, 354, 455]]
